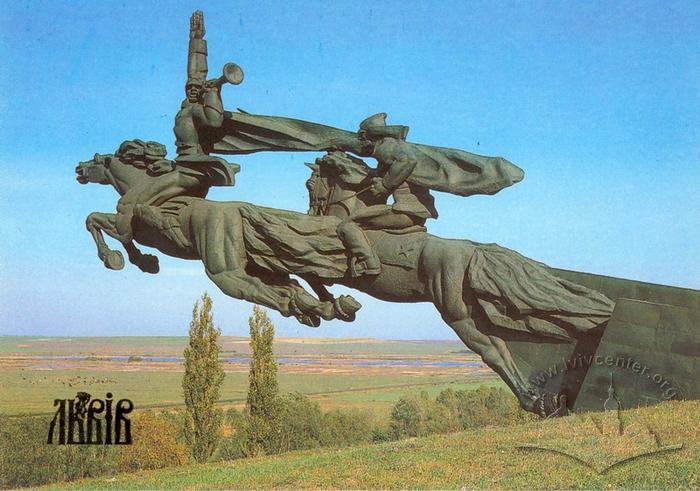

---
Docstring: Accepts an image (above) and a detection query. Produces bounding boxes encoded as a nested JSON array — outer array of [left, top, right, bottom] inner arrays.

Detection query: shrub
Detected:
[[451, 386, 526, 429], [215, 403, 381, 461], [319, 408, 374, 447], [0, 415, 119, 488], [118, 412, 187, 472], [389, 391, 460, 440], [158, 408, 188, 444], [273, 392, 322, 453], [420, 391, 461, 435], [371, 427, 392, 443], [388, 386, 531, 441], [213, 408, 248, 461], [390, 396, 423, 439]]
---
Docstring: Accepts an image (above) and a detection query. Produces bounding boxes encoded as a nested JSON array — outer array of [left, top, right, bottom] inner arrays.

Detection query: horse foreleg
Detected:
[[425, 243, 546, 415], [281, 275, 360, 323], [447, 317, 538, 410], [483, 331, 568, 417], [445, 298, 561, 416], [85, 212, 158, 273], [123, 242, 160, 274], [86, 212, 125, 270], [299, 275, 360, 322], [207, 269, 359, 327], [194, 204, 359, 325], [207, 268, 322, 326], [301, 274, 334, 302]]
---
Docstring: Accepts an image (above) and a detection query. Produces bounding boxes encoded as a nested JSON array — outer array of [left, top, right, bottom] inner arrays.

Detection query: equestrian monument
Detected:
[[76, 11, 699, 416]]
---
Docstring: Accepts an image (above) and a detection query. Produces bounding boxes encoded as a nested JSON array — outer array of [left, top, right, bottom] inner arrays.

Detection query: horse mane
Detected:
[[104, 139, 174, 175], [318, 151, 374, 186]]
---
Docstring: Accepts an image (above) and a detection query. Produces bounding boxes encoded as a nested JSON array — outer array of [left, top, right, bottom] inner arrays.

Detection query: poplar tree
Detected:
[[182, 293, 224, 463], [246, 305, 279, 456]]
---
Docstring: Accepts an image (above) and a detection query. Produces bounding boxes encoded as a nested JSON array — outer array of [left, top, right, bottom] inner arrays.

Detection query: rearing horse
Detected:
[[77, 148, 614, 416]]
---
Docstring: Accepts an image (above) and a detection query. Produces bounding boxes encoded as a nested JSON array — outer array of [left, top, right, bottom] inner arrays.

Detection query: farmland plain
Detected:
[[0, 336, 499, 417]]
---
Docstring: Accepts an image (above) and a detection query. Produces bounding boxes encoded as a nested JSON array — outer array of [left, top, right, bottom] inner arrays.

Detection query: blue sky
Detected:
[[1, 0, 698, 339]]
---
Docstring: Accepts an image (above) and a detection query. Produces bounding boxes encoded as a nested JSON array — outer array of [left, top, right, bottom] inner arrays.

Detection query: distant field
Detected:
[[49, 401, 700, 489], [0, 368, 498, 416], [0, 336, 497, 417], [0, 336, 469, 357]]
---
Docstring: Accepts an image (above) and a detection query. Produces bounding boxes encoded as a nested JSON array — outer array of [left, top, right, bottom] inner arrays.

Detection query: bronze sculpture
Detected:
[[77, 11, 698, 416]]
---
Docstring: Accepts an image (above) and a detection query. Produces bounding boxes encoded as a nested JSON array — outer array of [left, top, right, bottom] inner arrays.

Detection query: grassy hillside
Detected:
[[51, 401, 698, 489]]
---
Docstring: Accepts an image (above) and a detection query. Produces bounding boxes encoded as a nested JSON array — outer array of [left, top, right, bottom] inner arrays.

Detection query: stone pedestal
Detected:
[[506, 268, 700, 412], [572, 298, 699, 411]]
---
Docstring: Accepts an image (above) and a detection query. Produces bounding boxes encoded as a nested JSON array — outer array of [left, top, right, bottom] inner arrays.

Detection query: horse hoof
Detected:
[[534, 392, 569, 418], [103, 250, 125, 270], [335, 295, 361, 321], [138, 254, 160, 274]]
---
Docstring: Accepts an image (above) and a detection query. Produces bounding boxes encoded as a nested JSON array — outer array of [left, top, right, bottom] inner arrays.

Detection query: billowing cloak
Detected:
[[207, 111, 524, 197]]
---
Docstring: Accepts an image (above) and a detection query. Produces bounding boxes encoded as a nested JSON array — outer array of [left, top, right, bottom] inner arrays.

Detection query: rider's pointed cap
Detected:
[[358, 112, 409, 141], [359, 112, 387, 130]]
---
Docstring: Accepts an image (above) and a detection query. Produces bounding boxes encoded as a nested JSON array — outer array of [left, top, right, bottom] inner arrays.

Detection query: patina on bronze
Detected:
[[76, 11, 698, 417]]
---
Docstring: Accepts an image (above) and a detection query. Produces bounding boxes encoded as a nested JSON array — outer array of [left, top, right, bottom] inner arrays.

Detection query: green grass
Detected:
[[317, 377, 502, 414], [0, 369, 192, 414], [46, 400, 699, 489]]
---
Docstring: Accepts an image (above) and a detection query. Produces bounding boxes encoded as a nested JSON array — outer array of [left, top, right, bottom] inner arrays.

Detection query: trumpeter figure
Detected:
[[113, 10, 243, 248]]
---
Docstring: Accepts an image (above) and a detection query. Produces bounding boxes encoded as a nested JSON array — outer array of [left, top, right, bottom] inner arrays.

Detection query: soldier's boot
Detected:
[[337, 220, 381, 277]]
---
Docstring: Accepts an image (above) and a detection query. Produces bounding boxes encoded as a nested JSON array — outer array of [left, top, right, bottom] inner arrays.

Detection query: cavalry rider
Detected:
[[114, 11, 239, 248], [336, 113, 438, 276]]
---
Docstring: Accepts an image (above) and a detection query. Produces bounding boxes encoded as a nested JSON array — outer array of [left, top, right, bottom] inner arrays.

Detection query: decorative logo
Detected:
[[47, 392, 133, 445], [517, 374, 683, 473]]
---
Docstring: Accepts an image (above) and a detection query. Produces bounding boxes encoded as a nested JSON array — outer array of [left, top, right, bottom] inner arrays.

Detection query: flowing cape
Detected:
[[174, 154, 240, 187], [209, 111, 524, 197], [211, 111, 352, 153], [394, 142, 524, 197]]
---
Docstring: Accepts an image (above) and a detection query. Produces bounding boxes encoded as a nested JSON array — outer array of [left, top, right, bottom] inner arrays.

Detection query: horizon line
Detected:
[[0, 334, 461, 342]]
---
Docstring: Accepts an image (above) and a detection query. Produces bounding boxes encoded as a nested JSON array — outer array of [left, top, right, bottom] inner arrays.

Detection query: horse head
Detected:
[[305, 151, 379, 217], [75, 153, 115, 186], [76, 140, 168, 196]]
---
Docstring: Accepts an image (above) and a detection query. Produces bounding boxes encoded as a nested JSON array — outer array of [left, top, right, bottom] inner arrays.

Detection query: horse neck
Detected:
[[107, 160, 152, 196], [323, 178, 373, 218]]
